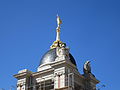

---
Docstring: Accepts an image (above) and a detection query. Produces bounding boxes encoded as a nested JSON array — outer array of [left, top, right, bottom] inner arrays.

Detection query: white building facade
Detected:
[[14, 16, 99, 90]]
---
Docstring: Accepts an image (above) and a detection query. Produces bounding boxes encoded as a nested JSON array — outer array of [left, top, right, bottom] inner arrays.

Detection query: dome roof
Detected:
[[39, 48, 76, 66]]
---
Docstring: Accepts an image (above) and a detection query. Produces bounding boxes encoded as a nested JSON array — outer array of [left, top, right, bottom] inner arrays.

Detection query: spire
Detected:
[[56, 15, 62, 41], [50, 15, 64, 49]]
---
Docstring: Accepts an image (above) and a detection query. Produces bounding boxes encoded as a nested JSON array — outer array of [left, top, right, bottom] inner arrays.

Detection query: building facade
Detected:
[[14, 16, 99, 90]]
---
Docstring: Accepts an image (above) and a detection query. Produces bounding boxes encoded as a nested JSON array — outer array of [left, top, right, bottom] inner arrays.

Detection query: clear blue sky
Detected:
[[0, 0, 120, 90]]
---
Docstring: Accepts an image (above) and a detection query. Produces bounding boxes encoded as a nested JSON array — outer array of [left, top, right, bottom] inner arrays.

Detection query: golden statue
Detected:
[[57, 15, 62, 27]]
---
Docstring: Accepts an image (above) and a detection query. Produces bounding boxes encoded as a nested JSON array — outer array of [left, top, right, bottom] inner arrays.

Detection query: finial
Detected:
[[56, 15, 62, 41], [50, 15, 64, 49]]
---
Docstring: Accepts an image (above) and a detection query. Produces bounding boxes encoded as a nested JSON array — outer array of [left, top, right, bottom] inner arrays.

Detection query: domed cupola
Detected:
[[39, 48, 76, 66], [38, 15, 76, 70]]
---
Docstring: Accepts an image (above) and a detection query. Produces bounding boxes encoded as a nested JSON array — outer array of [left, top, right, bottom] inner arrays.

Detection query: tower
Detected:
[[14, 16, 99, 90]]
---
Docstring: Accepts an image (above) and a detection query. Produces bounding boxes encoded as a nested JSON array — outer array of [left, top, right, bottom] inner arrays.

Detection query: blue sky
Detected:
[[0, 0, 120, 89]]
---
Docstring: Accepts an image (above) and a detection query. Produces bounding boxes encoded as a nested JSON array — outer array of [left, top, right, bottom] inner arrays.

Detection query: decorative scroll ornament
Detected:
[[55, 43, 70, 61], [83, 61, 91, 74]]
